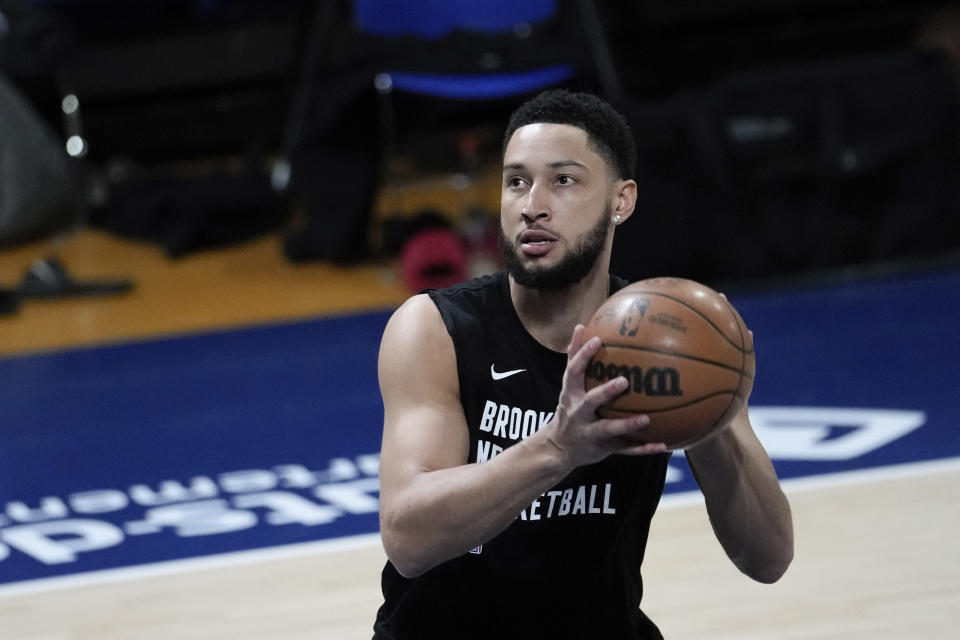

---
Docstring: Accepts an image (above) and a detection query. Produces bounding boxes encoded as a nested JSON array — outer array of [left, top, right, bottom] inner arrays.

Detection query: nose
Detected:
[[519, 183, 550, 223]]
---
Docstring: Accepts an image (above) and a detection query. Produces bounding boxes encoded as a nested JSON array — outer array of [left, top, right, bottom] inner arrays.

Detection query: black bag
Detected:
[[613, 49, 960, 283], [0, 73, 78, 246]]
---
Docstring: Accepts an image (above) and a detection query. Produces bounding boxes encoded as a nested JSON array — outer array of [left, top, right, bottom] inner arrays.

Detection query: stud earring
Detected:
[[613, 215, 621, 224]]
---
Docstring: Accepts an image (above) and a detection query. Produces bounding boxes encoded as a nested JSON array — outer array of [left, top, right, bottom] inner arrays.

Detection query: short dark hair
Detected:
[[503, 89, 637, 180]]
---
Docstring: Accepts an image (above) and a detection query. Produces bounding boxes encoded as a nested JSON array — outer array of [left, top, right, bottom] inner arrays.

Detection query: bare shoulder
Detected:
[[380, 294, 446, 348], [379, 294, 454, 386], [378, 294, 468, 483], [379, 293, 461, 421]]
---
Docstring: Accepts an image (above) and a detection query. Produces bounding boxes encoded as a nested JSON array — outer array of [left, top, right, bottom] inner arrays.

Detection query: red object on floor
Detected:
[[400, 228, 468, 292]]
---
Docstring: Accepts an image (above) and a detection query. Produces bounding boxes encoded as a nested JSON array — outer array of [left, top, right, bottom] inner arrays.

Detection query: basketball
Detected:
[[583, 277, 755, 449]]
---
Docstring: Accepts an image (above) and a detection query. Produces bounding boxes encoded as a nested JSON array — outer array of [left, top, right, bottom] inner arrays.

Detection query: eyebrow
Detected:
[[503, 160, 589, 172]]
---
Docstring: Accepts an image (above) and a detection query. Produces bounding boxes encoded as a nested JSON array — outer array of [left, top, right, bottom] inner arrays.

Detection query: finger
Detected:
[[566, 324, 586, 358], [602, 416, 669, 454], [618, 441, 669, 456], [582, 375, 630, 411], [599, 413, 650, 439], [565, 334, 602, 381]]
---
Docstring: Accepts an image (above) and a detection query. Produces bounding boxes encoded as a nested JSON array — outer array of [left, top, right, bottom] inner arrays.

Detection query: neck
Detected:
[[509, 264, 611, 353]]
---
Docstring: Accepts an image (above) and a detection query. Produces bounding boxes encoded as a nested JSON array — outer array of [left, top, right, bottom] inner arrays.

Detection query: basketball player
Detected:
[[373, 90, 793, 639]]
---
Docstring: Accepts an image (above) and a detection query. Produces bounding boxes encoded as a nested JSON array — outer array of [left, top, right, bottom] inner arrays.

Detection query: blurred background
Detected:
[[2, 0, 960, 324]]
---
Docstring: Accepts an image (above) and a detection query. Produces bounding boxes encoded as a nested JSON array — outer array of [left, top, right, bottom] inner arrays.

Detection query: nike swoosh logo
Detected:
[[491, 364, 526, 381]]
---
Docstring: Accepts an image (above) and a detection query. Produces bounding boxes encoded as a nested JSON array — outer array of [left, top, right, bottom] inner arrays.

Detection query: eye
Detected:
[[556, 174, 575, 186], [506, 176, 527, 189]]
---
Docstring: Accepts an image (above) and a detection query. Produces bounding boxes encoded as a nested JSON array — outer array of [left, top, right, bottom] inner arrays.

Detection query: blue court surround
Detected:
[[1, 267, 958, 587]]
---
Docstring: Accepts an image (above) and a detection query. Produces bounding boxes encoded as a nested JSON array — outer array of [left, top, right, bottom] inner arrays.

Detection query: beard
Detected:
[[499, 204, 612, 291]]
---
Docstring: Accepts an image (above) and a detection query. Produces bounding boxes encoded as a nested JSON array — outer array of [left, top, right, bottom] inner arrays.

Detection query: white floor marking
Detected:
[[2, 456, 957, 599]]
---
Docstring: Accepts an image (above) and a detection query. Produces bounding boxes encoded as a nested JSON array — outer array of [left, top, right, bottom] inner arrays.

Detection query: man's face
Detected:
[[500, 123, 615, 290]]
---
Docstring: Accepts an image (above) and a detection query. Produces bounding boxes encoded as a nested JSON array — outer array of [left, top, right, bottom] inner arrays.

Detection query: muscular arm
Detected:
[[684, 406, 794, 583], [377, 296, 665, 578]]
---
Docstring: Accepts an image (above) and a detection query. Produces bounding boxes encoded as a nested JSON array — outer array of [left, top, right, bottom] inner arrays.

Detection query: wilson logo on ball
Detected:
[[587, 361, 683, 397]]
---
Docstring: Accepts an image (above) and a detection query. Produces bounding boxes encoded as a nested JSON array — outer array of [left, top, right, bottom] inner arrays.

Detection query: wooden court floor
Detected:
[[1, 229, 958, 639]]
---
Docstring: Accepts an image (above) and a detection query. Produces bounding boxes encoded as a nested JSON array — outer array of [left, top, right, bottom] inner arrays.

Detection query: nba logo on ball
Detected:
[[584, 277, 756, 450], [618, 297, 651, 337]]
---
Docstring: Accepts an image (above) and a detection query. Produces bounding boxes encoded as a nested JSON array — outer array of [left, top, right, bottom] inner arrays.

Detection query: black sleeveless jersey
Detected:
[[374, 272, 670, 640]]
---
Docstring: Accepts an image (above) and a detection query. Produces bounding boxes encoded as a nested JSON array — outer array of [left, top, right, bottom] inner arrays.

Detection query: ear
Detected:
[[612, 179, 638, 225]]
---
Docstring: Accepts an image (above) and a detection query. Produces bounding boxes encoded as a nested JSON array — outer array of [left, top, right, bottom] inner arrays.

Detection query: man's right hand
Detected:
[[544, 324, 667, 467]]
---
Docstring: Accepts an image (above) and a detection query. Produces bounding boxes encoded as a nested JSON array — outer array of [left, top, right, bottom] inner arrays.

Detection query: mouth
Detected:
[[518, 229, 558, 257]]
